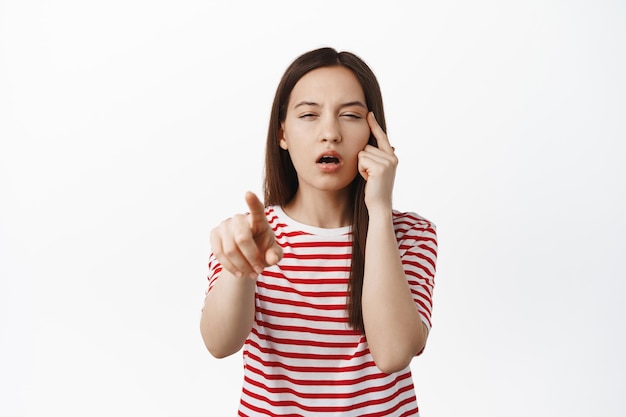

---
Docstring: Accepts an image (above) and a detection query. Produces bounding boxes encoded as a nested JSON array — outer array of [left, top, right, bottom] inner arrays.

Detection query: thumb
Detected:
[[264, 241, 283, 266]]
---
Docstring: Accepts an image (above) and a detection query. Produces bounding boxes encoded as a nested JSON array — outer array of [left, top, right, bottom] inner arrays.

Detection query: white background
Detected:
[[1, 1, 625, 416]]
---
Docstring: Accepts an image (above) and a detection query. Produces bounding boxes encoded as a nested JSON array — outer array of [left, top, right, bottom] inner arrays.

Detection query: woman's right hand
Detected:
[[210, 191, 283, 280]]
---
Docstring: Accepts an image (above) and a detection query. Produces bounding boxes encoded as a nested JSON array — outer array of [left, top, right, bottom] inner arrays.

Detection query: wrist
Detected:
[[367, 207, 394, 230], [367, 204, 393, 219]]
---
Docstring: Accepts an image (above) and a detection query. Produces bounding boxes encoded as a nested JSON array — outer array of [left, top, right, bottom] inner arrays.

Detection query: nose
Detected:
[[319, 116, 342, 143]]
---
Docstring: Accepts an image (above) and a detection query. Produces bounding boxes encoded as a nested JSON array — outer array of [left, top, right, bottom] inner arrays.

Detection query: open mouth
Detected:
[[315, 151, 343, 172], [317, 155, 340, 164]]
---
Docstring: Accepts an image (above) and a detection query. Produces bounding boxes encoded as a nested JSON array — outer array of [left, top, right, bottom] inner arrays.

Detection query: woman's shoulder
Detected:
[[265, 205, 281, 224], [265, 205, 290, 233], [392, 210, 437, 241]]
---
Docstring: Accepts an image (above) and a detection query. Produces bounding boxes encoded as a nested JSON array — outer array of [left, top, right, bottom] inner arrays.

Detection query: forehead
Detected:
[[288, 66, 365, 105]]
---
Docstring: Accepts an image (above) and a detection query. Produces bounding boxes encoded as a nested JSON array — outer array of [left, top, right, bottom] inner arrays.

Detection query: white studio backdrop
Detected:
[[1, 1, 624, 416]]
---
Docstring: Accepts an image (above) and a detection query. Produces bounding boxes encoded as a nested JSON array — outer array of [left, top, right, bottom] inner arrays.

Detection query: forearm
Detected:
[[361, 208, 427, 374], [200, 271, 256, 358]]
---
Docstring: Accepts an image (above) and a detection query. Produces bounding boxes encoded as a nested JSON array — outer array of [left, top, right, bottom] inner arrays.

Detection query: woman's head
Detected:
[[264, 47, 386, 333], [264, 47, 386, 206]]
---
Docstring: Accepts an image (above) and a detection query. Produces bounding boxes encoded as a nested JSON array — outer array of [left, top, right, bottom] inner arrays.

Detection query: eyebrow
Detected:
[[293, 100, 368, 109]]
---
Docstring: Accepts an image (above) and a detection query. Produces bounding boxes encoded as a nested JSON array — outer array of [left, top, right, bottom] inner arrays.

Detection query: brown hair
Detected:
[[263, 47, 387, 333]]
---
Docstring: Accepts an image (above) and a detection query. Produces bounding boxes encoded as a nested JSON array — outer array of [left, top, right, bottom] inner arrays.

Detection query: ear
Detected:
[[279, 123, 288, 150]]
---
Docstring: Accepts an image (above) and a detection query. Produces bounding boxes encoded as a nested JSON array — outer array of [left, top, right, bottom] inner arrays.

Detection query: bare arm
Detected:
[[358, 112, 428, 374], [361, 208, 428, 374], [200, 269, 256, 358], [200, 192, 283, 358]]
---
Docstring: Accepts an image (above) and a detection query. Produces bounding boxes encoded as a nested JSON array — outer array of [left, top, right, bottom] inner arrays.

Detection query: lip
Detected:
[[315, 150, 344, 173]]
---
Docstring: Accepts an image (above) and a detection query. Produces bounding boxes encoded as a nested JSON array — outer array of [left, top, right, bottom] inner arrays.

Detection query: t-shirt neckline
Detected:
[[271, 205, 352, 237]]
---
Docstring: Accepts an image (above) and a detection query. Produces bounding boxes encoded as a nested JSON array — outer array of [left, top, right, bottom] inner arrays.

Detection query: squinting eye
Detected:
[[300, 113, 316, 119], [342, 114, 362, 119]]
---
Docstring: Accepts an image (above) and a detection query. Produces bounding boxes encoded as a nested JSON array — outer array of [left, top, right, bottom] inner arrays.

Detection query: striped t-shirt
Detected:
[[206, 205, 438, 416]]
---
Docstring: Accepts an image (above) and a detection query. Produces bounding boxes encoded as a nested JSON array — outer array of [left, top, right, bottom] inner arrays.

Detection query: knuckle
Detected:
[[233, 230, 250, 244], [222, 243, 238, 257], [219, 217, 233, 227], [229, 214, 246, 227]]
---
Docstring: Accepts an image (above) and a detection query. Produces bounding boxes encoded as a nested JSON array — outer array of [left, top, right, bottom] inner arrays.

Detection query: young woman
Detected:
[[200, 47, 438, 416]]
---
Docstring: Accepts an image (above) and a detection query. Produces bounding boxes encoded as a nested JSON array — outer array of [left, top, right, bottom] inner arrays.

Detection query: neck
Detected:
[[283, 187, 353, 229]]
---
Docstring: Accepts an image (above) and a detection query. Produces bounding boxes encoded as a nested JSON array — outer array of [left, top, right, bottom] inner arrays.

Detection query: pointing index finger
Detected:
[[367, 112, 394, 154], [245, 191, 268, 230]]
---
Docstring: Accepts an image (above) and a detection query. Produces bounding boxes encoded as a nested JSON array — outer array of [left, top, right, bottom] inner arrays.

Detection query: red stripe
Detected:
[[239, 399, 301, 417], [277, 264, 351, 273], [246, 338, 368, 361], [282, 252, 351, 260], [245, 351, 374, 373], [275, 230, 315, 239], [280, 240, 352, 248], [413, 251, 437, 270], [360, 395, 419, 417], [399, 233, 437, 245], [413, 298, 432, 321], [257, 307, 347, 324], [402, 259, 435, 277], [256, 294, 346, 310], [250, 327, 357, 349], [411, 293, 433, 318], [406, 273, 434, 287], [418, 242, 438, 256], [406, 275, 434, 297], [257, 281, 346, 298], [262, 271, 349, 286], [244, 363, 393, 387], [409, 281, 433, 298], [256, 319, 359, 337]]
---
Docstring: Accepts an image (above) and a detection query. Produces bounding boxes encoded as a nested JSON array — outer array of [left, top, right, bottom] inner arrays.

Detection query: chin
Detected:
[[316, 178, 358, 194]]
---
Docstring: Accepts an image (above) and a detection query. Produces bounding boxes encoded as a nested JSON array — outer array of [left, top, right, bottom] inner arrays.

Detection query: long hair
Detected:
[[263, 47, 387, 333]]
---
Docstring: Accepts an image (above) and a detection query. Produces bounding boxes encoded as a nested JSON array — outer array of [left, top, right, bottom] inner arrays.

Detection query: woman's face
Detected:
[[280, 66, 371, 196]]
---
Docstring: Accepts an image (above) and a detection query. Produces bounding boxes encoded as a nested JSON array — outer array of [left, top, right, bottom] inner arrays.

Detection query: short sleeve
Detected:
[[205, 252, 223, 295], [396, 214, 438, 332]]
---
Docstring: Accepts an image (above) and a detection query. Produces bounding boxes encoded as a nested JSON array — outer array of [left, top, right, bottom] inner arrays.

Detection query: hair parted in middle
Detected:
[[263, 47, 387, 333]]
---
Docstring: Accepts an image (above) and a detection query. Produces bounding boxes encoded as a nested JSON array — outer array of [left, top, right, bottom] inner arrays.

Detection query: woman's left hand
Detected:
[[358, 112, 398, 212]]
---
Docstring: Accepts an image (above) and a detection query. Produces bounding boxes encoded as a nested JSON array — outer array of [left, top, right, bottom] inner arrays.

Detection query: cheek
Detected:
[[357, 126, 372, 148], [345, 127, 370, 155]]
